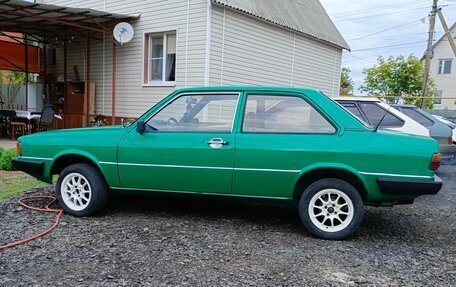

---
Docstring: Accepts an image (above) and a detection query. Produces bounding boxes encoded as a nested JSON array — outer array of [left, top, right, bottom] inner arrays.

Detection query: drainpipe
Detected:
[[203, 0, 212, 87]]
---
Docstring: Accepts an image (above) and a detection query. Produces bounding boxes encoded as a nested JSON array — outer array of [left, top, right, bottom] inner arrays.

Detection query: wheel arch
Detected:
[[50, 150, 103, 176], [293, 165, 368, 201]]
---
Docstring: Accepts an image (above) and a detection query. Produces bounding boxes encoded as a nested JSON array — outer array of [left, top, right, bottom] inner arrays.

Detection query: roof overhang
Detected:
[[0, 0, 139, 40]]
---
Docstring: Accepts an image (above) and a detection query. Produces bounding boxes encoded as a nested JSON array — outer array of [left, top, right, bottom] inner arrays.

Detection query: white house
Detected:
[[39, 0, 349, 121], [428, 22, 456, 110]]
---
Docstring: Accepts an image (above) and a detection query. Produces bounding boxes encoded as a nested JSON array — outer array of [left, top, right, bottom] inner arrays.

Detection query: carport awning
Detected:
[[0, 0, 139, 38]]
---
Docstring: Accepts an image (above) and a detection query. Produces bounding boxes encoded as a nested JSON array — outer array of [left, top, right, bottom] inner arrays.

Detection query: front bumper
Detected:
[[12, 158, 45, 177], [377, 176, 442, 196]]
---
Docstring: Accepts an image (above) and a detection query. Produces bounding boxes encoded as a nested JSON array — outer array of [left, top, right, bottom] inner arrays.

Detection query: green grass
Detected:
[[0, 171, 49, 200]]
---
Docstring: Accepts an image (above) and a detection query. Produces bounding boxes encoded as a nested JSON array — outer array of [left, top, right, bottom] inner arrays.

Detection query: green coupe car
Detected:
[[13, 87, 443, 240]]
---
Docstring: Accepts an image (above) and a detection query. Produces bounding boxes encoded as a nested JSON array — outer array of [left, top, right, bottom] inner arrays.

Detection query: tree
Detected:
[[359, 55, 437, 108], [0, 70, 35, 108], [340, 67, 354, 96]]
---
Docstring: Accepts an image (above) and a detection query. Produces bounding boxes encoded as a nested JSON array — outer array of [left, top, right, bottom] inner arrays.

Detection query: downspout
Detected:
[[184, 0, 190, 87], [203, 0, 212, 86], [102, 0, 106, 114]]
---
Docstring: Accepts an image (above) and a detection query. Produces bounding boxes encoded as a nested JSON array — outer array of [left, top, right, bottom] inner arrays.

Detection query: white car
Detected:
[[334, 97, 430, 137], [433, 115, 456, 143]]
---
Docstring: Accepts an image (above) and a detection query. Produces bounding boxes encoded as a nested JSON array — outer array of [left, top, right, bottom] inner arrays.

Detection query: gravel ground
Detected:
[[0, 166, 455, 287]]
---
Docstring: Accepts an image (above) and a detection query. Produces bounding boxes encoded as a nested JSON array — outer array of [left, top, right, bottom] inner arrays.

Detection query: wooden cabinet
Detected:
[[51, 81, 94, 128]]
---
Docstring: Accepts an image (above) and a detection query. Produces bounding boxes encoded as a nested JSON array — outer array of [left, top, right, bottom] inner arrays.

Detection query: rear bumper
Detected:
[[377, 176, 442, 196], [439, 143, 456, 155], [12, 158, 45, 177]]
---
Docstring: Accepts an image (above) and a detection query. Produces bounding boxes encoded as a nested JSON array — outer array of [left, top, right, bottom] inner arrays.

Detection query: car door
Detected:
[[232, 93, 339, 199], [117, 92, 240, 194]]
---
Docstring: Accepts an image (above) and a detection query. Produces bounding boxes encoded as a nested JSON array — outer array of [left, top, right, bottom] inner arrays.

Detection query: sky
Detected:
[[320, 0, 456, 95]]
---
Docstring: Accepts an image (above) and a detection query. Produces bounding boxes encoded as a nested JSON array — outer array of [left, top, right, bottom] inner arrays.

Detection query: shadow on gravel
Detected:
[[102, 192, 429, 241], [106, 193, 301, 228]]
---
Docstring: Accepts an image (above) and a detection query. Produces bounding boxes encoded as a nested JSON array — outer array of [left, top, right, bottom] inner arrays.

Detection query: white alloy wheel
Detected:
[[308, 188, 354, 233], [61, 172, 92, 211]]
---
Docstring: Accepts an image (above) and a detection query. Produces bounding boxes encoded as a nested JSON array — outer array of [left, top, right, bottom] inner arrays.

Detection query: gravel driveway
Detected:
[[1, 166, 455, 286]]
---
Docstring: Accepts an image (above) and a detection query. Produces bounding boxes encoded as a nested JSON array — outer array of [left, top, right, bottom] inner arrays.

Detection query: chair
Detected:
[[35, 105, 55, 132], [3, 110, 26, 140]]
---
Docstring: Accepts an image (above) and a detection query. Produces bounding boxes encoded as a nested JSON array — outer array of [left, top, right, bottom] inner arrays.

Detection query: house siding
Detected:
[[43, 0, 208, 118], [209, 5, 342, 97], [429, 24, 456, 110]]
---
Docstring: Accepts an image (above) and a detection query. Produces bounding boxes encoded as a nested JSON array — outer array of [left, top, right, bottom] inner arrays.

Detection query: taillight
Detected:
[[16, 142, 22, 156], [429, 153, 441, 171]]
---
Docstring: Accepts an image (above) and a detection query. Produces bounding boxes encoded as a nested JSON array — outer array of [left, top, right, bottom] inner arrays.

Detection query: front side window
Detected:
[[359, 102, 404, 128], [438, 59, 452, 74], [147, 94, 239, 132], [144, 31, 176, 84], [401, 107, 434, 127], [242, 95, 335, 134]]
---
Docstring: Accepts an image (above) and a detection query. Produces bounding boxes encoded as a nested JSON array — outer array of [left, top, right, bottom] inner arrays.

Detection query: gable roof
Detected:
[[432, 22, 456, 49], [211, 0, 350, 50], [421, 22, 456, 60]]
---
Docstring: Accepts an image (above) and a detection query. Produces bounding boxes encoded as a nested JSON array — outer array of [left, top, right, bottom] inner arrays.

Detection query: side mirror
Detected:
[[136, 121, 146, 134]]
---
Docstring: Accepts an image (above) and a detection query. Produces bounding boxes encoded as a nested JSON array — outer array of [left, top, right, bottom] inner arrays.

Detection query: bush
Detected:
[[0, 147, 4, 159], [0, 149, 19, 171]]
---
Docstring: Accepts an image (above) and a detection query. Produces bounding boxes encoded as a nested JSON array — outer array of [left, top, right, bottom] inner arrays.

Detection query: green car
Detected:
[[13, 87, 443, 240]]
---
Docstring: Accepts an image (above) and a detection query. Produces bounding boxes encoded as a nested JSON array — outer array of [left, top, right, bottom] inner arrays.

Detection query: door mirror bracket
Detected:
[[136, 121, 146, 134]]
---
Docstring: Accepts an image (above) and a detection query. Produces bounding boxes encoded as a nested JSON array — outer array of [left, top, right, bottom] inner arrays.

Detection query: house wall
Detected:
[[429, 24, 456, 110], [43, 0, 208, 118], [209, 5, 343, 97], [42, 0, 343, 118]]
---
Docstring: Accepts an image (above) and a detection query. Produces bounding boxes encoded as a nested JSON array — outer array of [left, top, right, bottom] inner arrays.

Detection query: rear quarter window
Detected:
[[400, 108, 434, 127], [359, 102, 404, 128]]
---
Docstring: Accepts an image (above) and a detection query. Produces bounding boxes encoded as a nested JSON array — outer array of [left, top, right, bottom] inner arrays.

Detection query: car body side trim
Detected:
[[359, 171, 433, 179], [110, 186, 289, 200], [20, 156, 52, 161], [116, 162, 299, 173]]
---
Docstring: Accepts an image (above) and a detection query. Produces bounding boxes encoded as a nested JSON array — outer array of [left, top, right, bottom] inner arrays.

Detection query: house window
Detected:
[[434, 90, 443, 105], [438, 59, 452, 74], [144, 31, 176, 84]]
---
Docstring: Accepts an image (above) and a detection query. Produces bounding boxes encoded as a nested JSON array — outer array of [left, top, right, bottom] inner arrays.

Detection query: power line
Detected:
[[330, 1, 420, 17], [334, 6, 431, 22], [347, 18, 427, 41], [349, 41, 427, 52]]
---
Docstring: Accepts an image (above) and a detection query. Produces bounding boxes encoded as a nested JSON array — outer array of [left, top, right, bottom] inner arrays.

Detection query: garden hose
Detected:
[[0, 195, 63, 250]]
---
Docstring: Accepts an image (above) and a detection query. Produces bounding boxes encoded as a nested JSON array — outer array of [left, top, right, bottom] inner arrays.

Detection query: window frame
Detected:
[[438, 58, 452, 75], [144, 92, 241, 134], [240, 93, 339, 135], [357, 102, 405, 129], [142, 28, 177, 87]]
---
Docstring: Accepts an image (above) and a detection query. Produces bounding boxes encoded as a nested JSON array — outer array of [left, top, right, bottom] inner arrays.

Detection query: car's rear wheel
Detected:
[[56, 163, 108, 217], [299, 178, 364, 240]]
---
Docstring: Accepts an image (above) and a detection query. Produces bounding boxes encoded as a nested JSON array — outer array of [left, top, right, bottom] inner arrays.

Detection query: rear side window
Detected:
[[339, 102, 365, 122], [359, 102, 404, 128], [242, 95, 336, 134], [400, 108, 434, 127]]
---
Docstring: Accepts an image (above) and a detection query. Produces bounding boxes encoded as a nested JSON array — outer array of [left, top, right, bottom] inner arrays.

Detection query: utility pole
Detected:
[[421, 0, 439, 108], [437, 9, 456, 58]]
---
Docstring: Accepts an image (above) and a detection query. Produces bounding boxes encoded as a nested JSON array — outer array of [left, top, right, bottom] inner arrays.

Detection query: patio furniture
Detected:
[[0, 110, 26, 140], [34, 105, 55, 132]]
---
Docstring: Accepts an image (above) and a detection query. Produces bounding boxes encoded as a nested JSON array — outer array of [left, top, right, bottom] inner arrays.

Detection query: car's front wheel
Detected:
[[56, 163, 108, 217], [299, 178, 364, 240]]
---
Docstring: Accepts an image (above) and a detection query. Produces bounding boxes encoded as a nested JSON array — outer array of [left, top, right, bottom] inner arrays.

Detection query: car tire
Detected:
[[56, 163, 108, 217], [298, 178, 364, 240]]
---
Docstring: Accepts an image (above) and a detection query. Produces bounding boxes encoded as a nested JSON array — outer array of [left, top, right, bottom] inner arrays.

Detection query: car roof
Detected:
[[391, 104, 417, 108], [175, 86, 321, 94], [334, 96, 380, 102]]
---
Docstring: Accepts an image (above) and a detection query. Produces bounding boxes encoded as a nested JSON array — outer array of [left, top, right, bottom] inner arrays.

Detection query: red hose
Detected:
[[0, 195, 63, 250]]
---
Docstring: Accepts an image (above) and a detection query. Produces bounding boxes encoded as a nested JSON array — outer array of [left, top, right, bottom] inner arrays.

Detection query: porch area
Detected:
[[0, 0, 138, 141]]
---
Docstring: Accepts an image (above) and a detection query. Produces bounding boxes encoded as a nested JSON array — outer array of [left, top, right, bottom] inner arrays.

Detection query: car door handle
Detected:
[[207, 138, 229, 148]]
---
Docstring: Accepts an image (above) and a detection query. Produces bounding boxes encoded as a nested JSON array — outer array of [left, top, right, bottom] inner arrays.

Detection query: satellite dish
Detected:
[[113, 22, 134, 45]]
